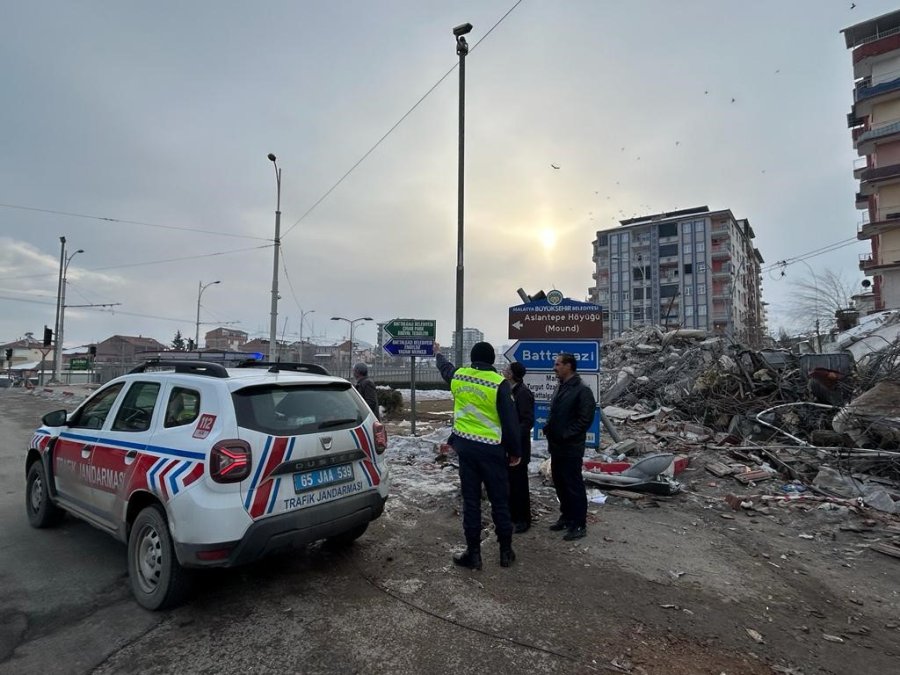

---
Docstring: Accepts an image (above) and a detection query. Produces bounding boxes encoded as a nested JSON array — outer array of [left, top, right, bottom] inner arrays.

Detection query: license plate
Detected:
[[293, 463, 354, 493]]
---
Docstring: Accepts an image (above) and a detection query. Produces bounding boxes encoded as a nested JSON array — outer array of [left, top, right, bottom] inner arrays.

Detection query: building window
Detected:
[[597, 234, 608, 246], [698, 304, 707, 316], [684, 243, 693, 254], [684, 285, 693, 296], [684, 263, 693, 275], [698, 284, 707, 295], [634, 287, 644, 300], [622, 290, 629, 301], [697, 262, 707, 274], [659, 243, 678, 257], [660, 284, 679, 298], [696, 240, 706, 253], [658, 222, 678, 237], [685, 305, 694, 317], [683, 221, 693, 233]]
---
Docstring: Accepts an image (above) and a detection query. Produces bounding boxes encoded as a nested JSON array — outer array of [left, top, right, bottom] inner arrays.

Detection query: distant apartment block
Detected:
[[588, 206, 765, 344], [451, 327, 485, 363], [844, 10, 900, 311], [204, 327, 249, 351]]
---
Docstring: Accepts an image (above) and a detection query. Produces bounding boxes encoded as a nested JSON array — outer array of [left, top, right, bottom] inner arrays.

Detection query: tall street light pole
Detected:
[[453, 22, 472, 367], [330, 316, 373, 379], [299, 308, 315, 361], [267, 153, 282, 362], [195, 280, 221, 347], [54, 246, 84, 382], [53, 236, 67, 381]]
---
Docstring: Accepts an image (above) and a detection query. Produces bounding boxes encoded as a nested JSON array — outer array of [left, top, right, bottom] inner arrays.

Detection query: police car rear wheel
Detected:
[[128, 505, 191, 610], [26, 461, 64, 528]]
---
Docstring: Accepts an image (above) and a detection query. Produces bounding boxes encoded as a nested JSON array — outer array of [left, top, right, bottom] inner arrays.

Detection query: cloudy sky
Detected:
[[0, 0, 888, 352]]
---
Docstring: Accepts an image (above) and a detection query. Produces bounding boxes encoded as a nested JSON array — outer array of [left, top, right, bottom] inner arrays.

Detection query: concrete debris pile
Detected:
[[597, 324, 900, 523]]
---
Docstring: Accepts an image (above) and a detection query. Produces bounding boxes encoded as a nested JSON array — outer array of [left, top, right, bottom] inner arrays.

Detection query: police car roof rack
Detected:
[[235, 360, 330, 376], [129, 359, 230, 378]]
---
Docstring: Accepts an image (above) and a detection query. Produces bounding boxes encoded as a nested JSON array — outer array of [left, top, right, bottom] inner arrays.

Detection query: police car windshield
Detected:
[[232, 383, 365, 436]]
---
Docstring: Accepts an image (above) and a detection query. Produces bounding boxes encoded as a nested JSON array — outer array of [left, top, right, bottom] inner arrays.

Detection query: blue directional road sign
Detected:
[[383, 338, 434, 357], [504, 340, 600, 372], [533, 401, 601, 448]]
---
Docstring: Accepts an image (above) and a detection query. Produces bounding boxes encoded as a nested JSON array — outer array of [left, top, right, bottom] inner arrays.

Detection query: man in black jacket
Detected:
[[504, 361, 534, 533], [352, 363, 380, 421], [542, 352, 596, 541]]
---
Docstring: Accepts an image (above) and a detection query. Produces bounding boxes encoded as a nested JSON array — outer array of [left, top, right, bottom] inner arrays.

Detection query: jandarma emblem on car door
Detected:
[[319, 436, 333, 451]]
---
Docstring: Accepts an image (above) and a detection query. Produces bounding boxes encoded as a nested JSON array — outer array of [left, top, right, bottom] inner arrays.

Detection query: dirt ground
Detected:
[[381, 397, 900, 675], [3, 388, 899, 674]]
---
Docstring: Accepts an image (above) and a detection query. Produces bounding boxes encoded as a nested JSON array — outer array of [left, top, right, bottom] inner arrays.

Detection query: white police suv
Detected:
[[25, 360, 389, 610]]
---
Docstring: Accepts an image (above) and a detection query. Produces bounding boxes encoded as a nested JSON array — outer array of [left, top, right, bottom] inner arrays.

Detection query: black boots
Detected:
[[452, 548, 482, 570], [548, 518, 570, 532], [500, 544, 516, 567]]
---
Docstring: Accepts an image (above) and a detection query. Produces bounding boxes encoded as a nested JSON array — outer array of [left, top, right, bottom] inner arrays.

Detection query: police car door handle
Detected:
[[80, 445, 94, 458], [124, 450, 138, 465]]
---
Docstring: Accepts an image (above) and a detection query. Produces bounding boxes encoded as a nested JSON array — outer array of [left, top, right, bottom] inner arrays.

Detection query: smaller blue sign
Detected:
[[383, 338, 434, 357], [533, 402, 601, 448], [504, 340, 600, 372]]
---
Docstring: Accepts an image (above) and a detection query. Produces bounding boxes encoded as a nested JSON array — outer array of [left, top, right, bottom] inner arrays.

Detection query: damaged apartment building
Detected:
[[588, 206, 766, 344]]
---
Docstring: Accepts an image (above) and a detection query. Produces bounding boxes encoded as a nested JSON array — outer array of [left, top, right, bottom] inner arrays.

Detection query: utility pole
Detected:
[[267, 153, 282, 362], [52, 236, 66, 382], [453, 22, 472, 367]]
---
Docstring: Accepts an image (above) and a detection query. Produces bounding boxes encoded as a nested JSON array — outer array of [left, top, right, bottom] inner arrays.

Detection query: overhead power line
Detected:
[[760, 236, 860, 273], [281, 0, 524, 239], [0, 202, 271, 242]]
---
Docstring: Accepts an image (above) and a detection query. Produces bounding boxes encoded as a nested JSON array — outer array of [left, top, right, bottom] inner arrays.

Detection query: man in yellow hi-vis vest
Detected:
[[436, 341, 522, 570]]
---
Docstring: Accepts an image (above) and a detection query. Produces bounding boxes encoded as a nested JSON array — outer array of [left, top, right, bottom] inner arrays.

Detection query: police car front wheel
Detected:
[[25, 461, 64, 528], [128, 504, 192, 610]]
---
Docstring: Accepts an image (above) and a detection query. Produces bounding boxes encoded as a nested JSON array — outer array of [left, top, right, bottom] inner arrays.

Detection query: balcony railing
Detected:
[[711, 244, 731, 258], [859, 252, 875, 270], [852, 28, 900, 59], [856, 119, 900, 148], [860, 162, 900, 184], [854, 75, 900, 103]]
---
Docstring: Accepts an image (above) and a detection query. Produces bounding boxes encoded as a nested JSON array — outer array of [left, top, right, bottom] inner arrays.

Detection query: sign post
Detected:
[[383, 318, 436, 436], [507, 292, 603, 448]]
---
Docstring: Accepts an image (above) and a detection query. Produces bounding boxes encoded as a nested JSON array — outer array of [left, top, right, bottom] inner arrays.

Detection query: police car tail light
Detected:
[[210, 440, 252, 483], [373, 422, 387, 455]]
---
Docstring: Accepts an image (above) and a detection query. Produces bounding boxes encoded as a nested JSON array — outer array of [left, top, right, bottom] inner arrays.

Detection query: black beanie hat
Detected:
[[470, 341, 495, 364]]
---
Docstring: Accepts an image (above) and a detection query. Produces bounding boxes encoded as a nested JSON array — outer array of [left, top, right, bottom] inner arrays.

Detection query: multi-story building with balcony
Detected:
[[588, 206, 765, 344], [845, 10, 900, 311]]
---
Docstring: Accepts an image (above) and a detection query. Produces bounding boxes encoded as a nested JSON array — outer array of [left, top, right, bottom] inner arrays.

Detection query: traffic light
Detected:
[[4, 348, 11, 362], [43, 326, 52, 347]]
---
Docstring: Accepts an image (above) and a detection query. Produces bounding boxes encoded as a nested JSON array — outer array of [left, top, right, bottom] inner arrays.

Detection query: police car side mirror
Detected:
[[42, 409, 69, 427]]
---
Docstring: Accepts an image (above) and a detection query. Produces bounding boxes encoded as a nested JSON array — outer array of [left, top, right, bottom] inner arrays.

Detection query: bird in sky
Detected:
[[851, 3, 856, 9], [704, 90, 709, 95], [731, 97, 736, 103], [550, 163, 560, 170], [675, 141, 680, 146]]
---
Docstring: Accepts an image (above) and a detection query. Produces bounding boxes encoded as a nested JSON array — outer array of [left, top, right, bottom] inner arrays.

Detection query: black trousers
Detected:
[[550, 453, 587, 528], [458, 446, 513, 548], [508, 440, 531, 524]]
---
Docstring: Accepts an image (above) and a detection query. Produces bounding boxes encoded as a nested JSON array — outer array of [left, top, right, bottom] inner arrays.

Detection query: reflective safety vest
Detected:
[[450, 367, 504, 445]]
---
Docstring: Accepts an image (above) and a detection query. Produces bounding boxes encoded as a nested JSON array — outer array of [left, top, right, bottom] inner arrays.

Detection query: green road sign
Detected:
[[384, 318, 436, 339], [69, 358, 90, 371]]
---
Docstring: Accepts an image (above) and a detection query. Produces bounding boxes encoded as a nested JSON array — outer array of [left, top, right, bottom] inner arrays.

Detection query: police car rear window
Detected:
[[231, 383, 367, 436]]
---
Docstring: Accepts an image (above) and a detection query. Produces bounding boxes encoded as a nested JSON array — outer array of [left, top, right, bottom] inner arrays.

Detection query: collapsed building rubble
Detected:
[[595, 322, 900, 526]]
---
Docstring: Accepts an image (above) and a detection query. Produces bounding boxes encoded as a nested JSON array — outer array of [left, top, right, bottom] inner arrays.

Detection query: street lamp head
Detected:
[[267, 153, 277, 162], [453, 22, 473, 36], [212, 280, 221, 285]]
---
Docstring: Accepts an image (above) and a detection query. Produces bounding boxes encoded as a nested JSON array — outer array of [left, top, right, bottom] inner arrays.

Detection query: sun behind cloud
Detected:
[[540, 227, 557, 252]]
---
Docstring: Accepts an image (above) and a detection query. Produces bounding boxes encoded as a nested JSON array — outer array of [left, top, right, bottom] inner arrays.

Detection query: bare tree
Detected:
[[784, 267, 857, 334]]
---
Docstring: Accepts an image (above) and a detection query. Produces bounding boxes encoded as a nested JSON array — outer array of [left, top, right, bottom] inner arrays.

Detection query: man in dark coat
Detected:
[[436, 341, 522, 569], [503, 361, 534, 533], [542, 352, 596, 541], [352, 363, 380, 420]]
